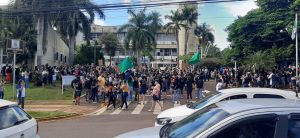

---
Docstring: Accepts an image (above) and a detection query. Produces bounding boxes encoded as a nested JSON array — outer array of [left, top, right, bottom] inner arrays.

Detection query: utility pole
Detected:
[[296, 13, 299, 79]]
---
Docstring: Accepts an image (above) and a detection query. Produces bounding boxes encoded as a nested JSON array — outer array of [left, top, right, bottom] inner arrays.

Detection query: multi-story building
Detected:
[[86, 25, 179, 68]]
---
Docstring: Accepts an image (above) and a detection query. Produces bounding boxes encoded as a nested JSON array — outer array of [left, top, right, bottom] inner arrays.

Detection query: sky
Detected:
[[0, 0, 258, 50]]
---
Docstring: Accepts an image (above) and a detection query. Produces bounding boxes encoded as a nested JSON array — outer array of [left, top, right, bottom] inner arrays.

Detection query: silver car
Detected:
[[116, 98, 300, 138]]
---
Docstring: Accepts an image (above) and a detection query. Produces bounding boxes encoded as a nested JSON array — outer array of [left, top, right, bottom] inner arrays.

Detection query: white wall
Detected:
[[36, 24, 69, 66]]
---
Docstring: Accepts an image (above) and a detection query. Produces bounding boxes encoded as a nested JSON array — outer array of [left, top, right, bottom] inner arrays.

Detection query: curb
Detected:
[[37, 113, 82, 122]]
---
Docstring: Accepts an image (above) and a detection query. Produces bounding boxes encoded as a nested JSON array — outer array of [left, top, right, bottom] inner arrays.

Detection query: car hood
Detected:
[[157, 105, 196, 119], [115, 126, 162, 138]]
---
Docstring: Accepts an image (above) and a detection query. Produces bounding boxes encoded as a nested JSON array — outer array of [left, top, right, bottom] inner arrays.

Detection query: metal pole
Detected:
[[94, 44, 96, 64], [235, 61, 237, 83], [12, 50, 16, 100], [296, 13, 299, 79]]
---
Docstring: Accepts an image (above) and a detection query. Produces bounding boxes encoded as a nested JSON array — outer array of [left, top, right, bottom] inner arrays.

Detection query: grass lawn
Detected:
[[3, 81, 74, 101], [27, 111, 71, 119]]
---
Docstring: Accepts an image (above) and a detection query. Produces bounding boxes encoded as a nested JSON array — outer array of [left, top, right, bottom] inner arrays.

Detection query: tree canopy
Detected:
[[226, 0, 297, 68]]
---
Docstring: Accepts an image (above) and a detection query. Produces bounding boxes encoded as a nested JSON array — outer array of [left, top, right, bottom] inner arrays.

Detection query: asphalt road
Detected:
[[39, 114, 156, 138], [39, 81, 216, 138]]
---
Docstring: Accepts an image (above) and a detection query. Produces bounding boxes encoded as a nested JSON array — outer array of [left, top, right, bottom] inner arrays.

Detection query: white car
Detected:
[[0, 99, 40, 138], [155, 88, 299, 126], [116, 98, 300, 138]]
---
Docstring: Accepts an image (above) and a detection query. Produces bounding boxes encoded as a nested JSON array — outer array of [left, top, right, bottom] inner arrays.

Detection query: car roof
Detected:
[[0, 99, 16, 107], [216, 98, 300, 114], [218, 88, 295, 95]]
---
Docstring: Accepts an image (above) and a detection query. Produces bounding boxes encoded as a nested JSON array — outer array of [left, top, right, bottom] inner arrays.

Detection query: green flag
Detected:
[[119, 58, 134, 73], [188, 52, 200, 65]]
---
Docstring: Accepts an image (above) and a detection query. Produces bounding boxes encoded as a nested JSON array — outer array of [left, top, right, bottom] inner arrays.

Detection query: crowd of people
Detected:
[[1, 63, 300, 110], [69, 65, 207, 112]]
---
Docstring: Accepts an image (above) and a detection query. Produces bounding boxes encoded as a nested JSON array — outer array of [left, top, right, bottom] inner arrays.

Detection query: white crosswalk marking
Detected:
[[131, 101, 148, 114], [90, 105, 111, 116], [153, 101, 163, 115], [111, 101, 131, 115]]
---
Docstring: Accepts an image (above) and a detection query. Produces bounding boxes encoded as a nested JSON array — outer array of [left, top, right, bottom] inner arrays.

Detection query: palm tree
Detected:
[[10, 0, 104, 65], [181, 4, 198, 55], [194, 23, 215, 57], [119, 9, 161, 65], [164, 10, 186, 66], [49, 0, 105, 64]]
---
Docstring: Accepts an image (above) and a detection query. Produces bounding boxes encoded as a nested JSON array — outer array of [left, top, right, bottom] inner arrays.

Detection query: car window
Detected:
[[253, 94, 285, 99], [220, 94, 247, 101], [209, 115, 277, 138], [169, 104, 230, 138], [288, 114, 300, 138], [0, 106, 31, 130], [192, 93, 222, 109]]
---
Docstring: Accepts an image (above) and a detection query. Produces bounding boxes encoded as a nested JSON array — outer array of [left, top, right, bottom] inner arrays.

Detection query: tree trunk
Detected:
[[109, 56, 112, 66], [36, 16, 45, 66], [69, 35, 76, 65], [184, 29, 190, 55], [176, 31, 180, 67]]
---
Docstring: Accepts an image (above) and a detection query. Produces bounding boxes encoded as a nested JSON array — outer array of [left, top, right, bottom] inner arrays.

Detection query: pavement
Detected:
[[38, 80, 216, 138]]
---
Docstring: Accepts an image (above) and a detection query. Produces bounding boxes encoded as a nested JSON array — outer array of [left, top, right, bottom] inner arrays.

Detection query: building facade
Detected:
[[88, 25, 178, 68]]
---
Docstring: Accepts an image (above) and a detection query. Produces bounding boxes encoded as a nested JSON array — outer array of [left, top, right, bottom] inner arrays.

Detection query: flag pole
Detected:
[[296, 13, 298, 79]]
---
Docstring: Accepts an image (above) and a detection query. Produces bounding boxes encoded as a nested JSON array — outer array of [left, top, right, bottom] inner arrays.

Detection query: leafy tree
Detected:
[[226, 0, 295, 64], [245, 51, 275, 70], [99, 33, 119, 66], [119, 9, 161, 65], [75, 44, 104, 65], [165, 10, 186, 66]]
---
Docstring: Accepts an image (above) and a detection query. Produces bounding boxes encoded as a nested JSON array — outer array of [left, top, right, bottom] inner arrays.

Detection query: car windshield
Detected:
[[169, 104, 230, 138], [189, 92, 222, 109], [0, 106, 32, 130]]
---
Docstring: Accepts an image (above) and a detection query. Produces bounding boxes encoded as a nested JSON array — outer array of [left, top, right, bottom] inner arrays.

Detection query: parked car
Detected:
[[0, 99, 40, 138], [116, 98, 300, 138], [155, 88, 299, 126]]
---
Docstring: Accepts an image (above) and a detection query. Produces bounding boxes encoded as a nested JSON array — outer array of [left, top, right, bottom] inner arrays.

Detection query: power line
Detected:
[[1, 0, 253, 17]]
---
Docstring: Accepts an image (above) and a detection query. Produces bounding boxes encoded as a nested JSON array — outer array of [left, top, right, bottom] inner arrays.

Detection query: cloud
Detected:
[[209, 25, 229, 50], [94, 18, 106, 26], [0, 0, 11, 5], [221, 0, 258, 17]]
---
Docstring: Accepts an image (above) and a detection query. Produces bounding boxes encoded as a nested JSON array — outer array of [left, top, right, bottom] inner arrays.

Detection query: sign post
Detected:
[[7, 39, 24, 100], [12, 50, 16, 99]]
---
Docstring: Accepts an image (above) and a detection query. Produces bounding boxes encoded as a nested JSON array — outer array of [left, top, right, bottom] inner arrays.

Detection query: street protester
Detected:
[[107, 82, 116, 109], [133, 76, 140, 102], [0, 80, 4, 99], [148, 80, 163, 112], [17, 80, 26, 109], [74, 76, 83, 105], [120, 81, 129, 110]]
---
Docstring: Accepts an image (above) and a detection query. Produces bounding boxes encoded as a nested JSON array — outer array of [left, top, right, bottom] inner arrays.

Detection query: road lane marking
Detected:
[[131, 101, 148, 114], [153, 101, 163, 115], [111, 101, 131, 115]]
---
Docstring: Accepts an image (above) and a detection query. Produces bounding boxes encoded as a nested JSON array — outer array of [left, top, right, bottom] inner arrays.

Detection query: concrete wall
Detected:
[[35, 24, 69, 66]]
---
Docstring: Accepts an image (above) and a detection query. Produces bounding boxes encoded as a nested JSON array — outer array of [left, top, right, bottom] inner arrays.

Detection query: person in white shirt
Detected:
[[24, 70, 29, 88], [216, 79, 223, 91]]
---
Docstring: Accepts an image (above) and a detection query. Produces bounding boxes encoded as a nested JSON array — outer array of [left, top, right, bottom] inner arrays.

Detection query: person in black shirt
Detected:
[[73, 76, 83, 105], [133, 77, 139, 101], [85, 77, 92, 102], [186, 76, 194, 102]]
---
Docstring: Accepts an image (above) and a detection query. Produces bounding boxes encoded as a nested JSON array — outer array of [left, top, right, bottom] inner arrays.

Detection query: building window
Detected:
[[65, 56, 67, 63], [60, 54, 63, 61]]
